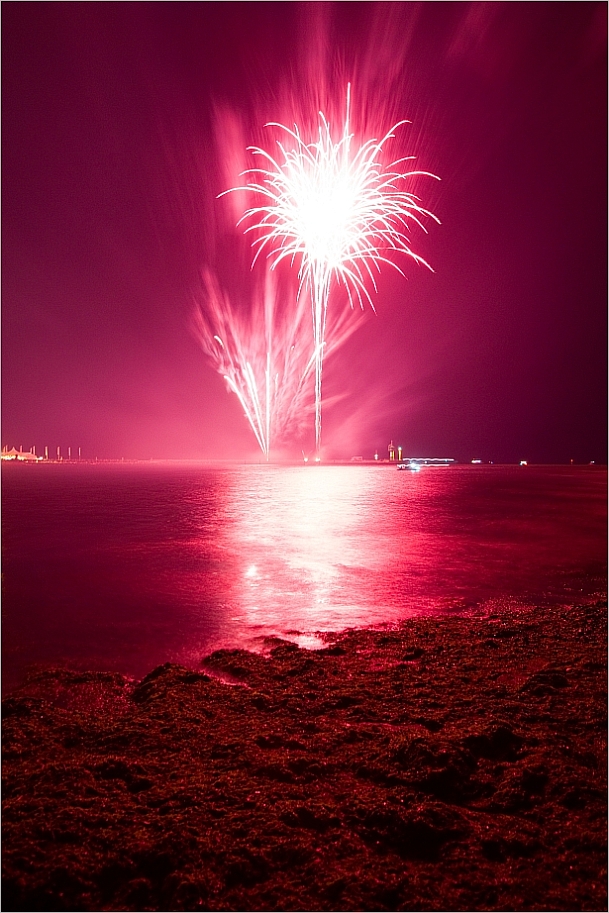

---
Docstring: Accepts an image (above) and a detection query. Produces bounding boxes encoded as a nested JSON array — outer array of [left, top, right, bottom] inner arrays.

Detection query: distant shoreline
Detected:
[[2, 458, 606, 467]]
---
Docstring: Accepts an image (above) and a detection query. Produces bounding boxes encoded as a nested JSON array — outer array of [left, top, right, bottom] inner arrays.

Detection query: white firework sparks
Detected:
[[193, 268, 364, 459], [224, 87, 439, 453]]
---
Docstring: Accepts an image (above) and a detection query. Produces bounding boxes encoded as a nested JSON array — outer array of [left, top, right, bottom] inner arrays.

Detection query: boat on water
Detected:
[[397, 458, 455, 471]]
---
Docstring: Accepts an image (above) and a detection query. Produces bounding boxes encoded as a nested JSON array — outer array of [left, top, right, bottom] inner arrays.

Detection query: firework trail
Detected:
[[193, 267, 364, 459], [224, 86, 439, 453]]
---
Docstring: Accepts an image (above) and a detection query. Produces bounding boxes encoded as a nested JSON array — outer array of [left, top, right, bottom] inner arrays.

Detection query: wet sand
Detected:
[[2, 598, 607, 911]]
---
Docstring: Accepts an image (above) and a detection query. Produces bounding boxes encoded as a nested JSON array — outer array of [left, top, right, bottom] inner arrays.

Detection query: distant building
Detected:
[[1, 446, 41, 462]]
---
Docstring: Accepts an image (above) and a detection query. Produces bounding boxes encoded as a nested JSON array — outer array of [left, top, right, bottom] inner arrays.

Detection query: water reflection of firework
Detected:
[[226, 87, 439, 453], [193, 268, 364, 459]]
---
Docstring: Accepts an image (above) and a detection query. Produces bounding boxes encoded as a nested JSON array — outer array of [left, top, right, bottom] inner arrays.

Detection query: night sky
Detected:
[[3, 2, 607, 463]]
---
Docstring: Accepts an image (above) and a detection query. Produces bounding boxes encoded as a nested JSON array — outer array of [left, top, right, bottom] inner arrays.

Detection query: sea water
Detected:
[[2, 462, 606, 690]]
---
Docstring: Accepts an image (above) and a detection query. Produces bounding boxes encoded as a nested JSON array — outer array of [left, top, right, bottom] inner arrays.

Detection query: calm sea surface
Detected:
[[2, 463, 606, 691]]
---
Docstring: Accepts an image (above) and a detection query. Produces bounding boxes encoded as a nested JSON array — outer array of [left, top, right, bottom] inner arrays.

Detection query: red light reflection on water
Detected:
[[218, 466, 387, 634], [1, 463, 606, 689], [203, 464, 606, 648]]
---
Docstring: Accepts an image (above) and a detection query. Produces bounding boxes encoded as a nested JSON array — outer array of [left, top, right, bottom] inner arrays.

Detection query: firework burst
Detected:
[[224, 86, 439, 453]]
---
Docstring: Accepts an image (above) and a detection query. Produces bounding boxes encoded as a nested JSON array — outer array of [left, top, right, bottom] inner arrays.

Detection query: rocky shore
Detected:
[[2, 598, 607, 912]]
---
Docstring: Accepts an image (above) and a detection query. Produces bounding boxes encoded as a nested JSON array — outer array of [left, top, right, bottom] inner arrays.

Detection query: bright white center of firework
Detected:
[[297, 177, 355, 266]]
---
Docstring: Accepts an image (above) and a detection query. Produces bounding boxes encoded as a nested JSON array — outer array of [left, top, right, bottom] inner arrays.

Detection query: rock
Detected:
[[2, 598, 606, 912], [463, 724, 524, 761]]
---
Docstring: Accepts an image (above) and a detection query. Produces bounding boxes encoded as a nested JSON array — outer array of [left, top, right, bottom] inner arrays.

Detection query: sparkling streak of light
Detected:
[[223, 85, 439, 453], [193, 267, 364, 458]]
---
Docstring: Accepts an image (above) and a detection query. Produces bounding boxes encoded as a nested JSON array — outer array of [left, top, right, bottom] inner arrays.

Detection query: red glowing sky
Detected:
[[3, 3, 607, 462]]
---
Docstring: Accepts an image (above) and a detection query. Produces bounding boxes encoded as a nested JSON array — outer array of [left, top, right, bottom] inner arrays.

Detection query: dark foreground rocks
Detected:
[[2, 599, 607, 912]]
